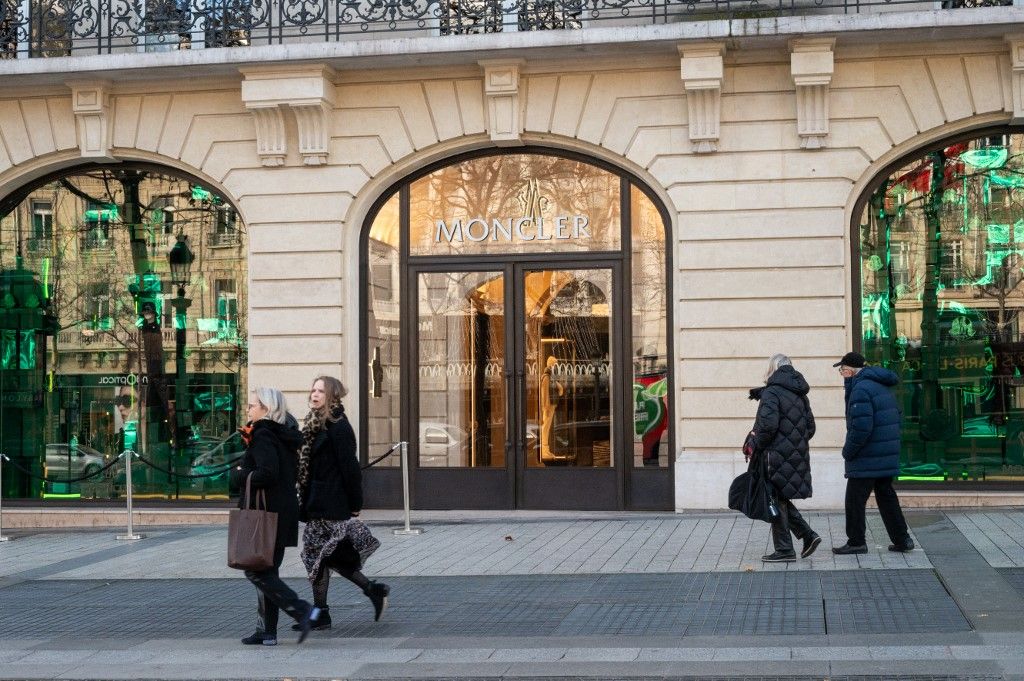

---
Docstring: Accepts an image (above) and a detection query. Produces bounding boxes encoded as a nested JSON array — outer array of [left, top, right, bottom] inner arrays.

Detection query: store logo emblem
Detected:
[[98, 374, 149, 385], [434, 179, 591, 244]]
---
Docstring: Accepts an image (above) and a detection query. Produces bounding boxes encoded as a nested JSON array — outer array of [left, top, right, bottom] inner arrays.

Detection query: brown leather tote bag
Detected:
[[227, 473, 278, 571]]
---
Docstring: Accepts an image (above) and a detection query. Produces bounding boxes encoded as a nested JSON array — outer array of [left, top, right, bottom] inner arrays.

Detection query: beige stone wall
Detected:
[[0, 35, 1016, 508]]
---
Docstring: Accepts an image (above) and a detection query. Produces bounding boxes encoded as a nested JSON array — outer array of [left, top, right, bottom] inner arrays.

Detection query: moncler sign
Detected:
[[434, 215, 591, 244]]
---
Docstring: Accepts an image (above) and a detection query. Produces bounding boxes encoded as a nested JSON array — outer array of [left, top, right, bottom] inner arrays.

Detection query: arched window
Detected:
[[0, 164, 247, 501], [856, 130, 1024, 485]]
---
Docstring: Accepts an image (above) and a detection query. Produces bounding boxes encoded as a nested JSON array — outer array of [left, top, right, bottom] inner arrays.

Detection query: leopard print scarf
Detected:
[[295, 401, 343, 505]]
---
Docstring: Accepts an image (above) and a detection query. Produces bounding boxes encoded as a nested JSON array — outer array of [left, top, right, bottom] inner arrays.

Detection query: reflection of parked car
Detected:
[[188, 433, 244, 486], [419, 421, 469, 467], [44, 444, 107, 481]]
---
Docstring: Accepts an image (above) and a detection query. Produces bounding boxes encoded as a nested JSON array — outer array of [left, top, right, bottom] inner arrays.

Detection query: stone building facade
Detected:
[[1, 4, 1022, 509]]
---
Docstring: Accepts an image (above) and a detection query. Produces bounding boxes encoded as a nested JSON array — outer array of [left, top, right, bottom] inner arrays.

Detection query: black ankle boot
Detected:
[[291, 606, 331, 631], [366, 582, 389, 622]]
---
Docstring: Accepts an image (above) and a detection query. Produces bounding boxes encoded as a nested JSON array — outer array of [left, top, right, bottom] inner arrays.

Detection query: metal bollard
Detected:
[[392, 441, 422, 536], [115, 450, 144, 541], [0, 454, 11, 542]]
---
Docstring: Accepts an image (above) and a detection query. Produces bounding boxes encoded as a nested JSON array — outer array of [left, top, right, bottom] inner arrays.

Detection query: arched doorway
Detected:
[[854, 128, 1024, 488], [0, 163, 247, 502], [360, 149, 673, 510]]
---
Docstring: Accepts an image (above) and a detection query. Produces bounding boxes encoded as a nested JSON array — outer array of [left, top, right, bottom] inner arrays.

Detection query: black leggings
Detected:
[[311, 539, 370, 608]]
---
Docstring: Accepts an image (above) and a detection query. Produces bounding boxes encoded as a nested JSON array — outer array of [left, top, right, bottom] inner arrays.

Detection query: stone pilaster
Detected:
[[790, 38, 835, 150], [68, 81, 114, 160], [679, 42, 725, 154], [1008, 35, 1024, 124], [480, 59, 525, 146]]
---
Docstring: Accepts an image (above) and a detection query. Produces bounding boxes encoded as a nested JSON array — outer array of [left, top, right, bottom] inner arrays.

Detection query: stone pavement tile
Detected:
[[13, 650, 99, 664], [829, 658, 1007, 677], [486, 648, 568, 661], [25, 637, 140, 651], [0, 650, 31, 663], [351, 662, 513, 678], [866, 644, 953, 659], [559, 647, 640, 661], [411, 648, 494, 662], [711, 646, 791, 660], [0, 638, 46, 650], [634, 647, 716, 661], [0, 663, 81, 679], [950, 644, 1024, 659], [790, 645, 872, 660]]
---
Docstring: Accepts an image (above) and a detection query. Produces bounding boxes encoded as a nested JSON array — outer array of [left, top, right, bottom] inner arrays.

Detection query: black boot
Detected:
[[291, 606, 331, 631], [366, 582, 389, 622], [241, 631, 277, 646]]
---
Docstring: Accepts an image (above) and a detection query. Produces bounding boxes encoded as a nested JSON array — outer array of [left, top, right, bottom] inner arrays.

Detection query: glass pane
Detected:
[[417, 271, 506, 468], [858, 132, 1024, 484], [0, 169, 247, 502], [409, 154, 621, 257], [630, 188, 669, 468], [366, 195, 401, 467], [524, 269, 613, 468]]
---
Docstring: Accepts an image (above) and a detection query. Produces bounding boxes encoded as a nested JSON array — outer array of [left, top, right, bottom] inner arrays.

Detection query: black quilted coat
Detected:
[[750, 365, 815, 500]]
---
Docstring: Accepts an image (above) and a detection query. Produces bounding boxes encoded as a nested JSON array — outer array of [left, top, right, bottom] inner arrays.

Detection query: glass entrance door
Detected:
[[411, 264, 621, 509], [516, 267, 620, 509]]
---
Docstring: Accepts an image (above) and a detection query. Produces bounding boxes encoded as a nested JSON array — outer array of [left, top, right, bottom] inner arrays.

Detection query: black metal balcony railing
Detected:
[[0, 0, 1013, 58]]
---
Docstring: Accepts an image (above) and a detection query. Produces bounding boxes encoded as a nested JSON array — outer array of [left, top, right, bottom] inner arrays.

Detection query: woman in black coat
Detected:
[[750, 354, 822, 562], [295, 376, 389, 631], [230, 387, 320, 645]]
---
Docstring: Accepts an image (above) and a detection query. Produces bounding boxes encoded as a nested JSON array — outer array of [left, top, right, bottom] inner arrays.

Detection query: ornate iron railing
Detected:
[[0, 0, 1014, 58]]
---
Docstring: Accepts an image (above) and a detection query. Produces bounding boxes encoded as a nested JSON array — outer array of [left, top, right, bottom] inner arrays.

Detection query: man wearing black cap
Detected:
[[832, 351, 914, 555]]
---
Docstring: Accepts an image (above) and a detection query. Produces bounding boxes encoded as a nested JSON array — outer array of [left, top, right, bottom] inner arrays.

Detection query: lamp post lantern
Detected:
[[168, 234, 194, 497]]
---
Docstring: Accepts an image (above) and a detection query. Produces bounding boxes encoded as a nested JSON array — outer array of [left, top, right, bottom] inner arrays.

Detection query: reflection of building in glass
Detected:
[[859, 133, 1024, 483], [0, 167, 247, 501]]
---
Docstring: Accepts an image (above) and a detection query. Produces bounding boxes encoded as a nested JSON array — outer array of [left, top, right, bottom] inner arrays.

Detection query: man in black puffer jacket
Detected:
[[751, 354, 821, 562]]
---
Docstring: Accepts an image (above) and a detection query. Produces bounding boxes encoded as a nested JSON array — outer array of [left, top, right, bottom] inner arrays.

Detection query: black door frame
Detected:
[[359, 147, 675, 511]]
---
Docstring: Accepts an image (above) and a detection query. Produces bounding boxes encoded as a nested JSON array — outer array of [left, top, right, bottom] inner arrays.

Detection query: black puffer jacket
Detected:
[[750, 365, 815, 500], [230, 419, 304, 548], [300, 407, 363, 522]]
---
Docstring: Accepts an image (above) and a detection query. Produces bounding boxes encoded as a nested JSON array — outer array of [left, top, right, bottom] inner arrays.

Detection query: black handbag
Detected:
[[728, 454, 780, 523]]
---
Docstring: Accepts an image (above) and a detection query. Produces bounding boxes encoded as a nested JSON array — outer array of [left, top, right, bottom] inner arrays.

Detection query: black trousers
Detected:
[[770, 498, 814, 553], [245, 545, 311, 637], [844, 476, 911, 547]]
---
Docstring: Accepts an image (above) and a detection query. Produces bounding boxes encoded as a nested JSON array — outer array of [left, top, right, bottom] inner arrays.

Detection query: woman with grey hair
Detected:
[[231, 387, 322, 645], [749, 354, 821, 562]]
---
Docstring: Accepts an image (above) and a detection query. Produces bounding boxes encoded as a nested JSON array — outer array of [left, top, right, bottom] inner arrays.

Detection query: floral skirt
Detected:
[[300, 518, 381, 583]]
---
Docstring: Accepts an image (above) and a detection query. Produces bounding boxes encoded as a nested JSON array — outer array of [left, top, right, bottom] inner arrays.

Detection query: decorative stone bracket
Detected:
[[679, 43, 725, 154], [480, 59, 525, 146], [790, 38, 835, 150], [240, 65, 336, 167], [1008, 35, 1024, 124], [68, 81, 114, 160]]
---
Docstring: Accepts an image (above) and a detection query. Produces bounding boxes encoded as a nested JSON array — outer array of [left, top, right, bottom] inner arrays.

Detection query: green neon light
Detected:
[[41, 493, 82, 499], [961, 147, 1008, 169], [191, 186, 213, 202], [897, 476, 947, 482]]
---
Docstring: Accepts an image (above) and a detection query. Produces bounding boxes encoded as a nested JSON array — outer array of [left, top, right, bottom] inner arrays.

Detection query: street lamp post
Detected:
[[168, 234, 195, 499]]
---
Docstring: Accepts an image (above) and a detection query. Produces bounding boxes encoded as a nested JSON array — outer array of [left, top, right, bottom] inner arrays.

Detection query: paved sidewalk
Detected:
[[1, 509, 1023, 680]]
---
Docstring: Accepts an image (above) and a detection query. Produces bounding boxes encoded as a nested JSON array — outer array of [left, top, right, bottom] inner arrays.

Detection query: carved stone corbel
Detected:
[[479, 59, 525, 146], [247, 104, 287, 167], [790, 38, 835, 150], [68, 81, 114, 160], [291, 102, 332, 166], [679, 43, 725, 154], [1007, 35, 1024, 124], [240, 65, 336, 167]]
